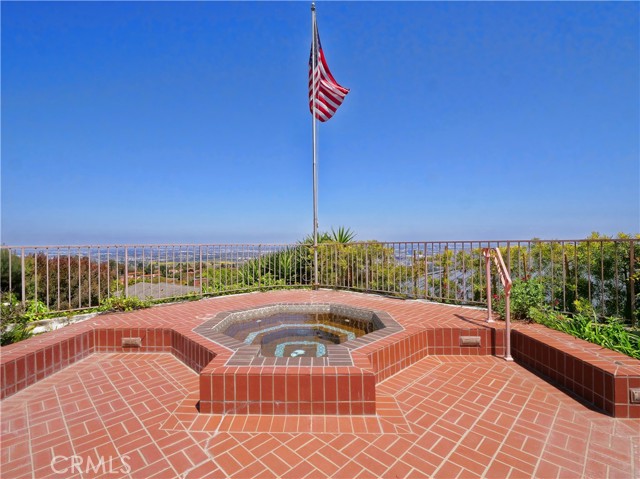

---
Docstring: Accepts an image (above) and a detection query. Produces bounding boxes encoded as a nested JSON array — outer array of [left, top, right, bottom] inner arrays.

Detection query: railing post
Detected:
[[424, 243, 429, 299], [365, 244, 369, 292], [630, 241, 636, 326], [313, 244, 319, 290], [258, 245, 262, 289], [124, 247, 128, 298], [6, 249, 12, 292], [483, 248, 494, 323], [199, 245, 203, 297], [412, 249, 417, 298], [20, 248, 26, 306], [485, 247, 513, 360], [505, 288, 514, 361], [444, 244, 450, 299], [495, 248, 514, 361]]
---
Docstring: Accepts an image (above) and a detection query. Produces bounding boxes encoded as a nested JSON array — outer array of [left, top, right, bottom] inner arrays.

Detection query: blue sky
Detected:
[[2, 1, 638, 245]]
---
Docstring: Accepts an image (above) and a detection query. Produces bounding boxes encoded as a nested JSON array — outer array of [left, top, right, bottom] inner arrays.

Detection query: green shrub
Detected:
[[495, 278, 545, 320], [529, 303, 640, 360], [99, 296, 152, 312], [1, 321, 34, 345], [1, 293, 49, 345]]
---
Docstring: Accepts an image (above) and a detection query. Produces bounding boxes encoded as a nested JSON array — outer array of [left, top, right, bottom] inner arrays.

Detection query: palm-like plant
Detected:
[[330, 226, 356, 244], [299, 231, 332, 245], [300, 226, 356, 244]]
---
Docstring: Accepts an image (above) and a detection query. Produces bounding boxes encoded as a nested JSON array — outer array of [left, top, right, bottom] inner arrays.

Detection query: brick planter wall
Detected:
[[1, 327, 215, 398], [1, 329, 93, 399], [511, 327, 640, 418]]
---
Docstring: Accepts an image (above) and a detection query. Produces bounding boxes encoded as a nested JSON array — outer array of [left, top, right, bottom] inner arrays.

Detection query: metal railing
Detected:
[[1, 238, 638, 325], [484, 247, 514, 361]]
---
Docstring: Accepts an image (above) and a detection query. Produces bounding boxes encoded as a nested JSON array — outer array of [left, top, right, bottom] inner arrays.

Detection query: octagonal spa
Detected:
[[195, 303, 402, 415]]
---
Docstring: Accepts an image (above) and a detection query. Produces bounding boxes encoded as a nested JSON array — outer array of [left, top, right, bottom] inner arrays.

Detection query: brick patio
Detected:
[[1, 290, 639, 478]]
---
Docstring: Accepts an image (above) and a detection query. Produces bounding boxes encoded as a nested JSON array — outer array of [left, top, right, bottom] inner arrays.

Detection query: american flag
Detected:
[[308, 20, 349, 122]]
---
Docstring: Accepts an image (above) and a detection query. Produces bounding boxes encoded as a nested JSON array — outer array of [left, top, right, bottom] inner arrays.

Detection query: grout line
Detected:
[[479, 366, 540, 478], [53, 381, 80, 475], [72, 355, 133, 479], [632, 437, 639, 479], [528, 394, 563, 478], [23, 394, 35, 479], [580, 419, 595, 479], [377, 355, 443, 394], [429, 362, 520, 478], [80, 354, 182, 478], [176, 453, 211, 479]]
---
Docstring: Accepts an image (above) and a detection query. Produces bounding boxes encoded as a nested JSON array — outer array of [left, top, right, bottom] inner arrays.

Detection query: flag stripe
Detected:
[[309, 20, 349, 122]]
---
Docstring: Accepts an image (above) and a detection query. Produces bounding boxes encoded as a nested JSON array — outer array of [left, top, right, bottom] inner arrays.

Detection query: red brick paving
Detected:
[[1, 290, 640, 478], [3, 290, 638, 417], [1, 352, 638, 478]]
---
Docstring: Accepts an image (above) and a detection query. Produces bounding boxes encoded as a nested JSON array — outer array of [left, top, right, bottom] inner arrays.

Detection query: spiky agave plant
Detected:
[[330, 226, 356, 244], [300, 231, 331, 245], [299, 227, 356, 245]]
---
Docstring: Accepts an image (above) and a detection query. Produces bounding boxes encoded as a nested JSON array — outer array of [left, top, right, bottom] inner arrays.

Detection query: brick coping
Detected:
[[513, 321, 639, 375]]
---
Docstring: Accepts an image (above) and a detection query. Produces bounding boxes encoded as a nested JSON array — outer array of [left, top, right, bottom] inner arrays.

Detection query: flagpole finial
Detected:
[[311, 2, 315, 11]]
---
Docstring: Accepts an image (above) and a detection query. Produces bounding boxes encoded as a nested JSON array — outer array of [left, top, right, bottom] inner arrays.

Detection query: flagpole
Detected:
[[311, 2, 319, 289]]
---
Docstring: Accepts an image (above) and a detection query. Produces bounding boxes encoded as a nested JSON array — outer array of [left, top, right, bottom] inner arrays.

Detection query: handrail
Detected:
[[484, 247, 514, 361]]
